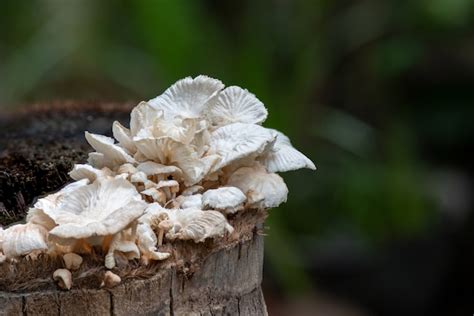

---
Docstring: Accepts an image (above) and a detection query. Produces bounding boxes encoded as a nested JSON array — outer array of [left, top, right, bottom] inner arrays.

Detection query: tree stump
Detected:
[[0, 103, 268, 315]]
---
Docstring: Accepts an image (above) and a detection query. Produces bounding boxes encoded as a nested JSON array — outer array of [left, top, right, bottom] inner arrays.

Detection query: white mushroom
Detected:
[[137, 161, 183, 181], [174, 194, 203, 209], [259, 129, 316, 173], [130, 171, 148, 184], [155, 180, 180, 200], [117, 163, 138, 175], [202, 187, 246, 214], [46, 178, 146, 245], [69, 164, 113, 182], [105, 225, 140, 269], [53, 269, 72, 290], [0, 223, 48, 259], [148, 75, 224, 120], [227, 164, 288, 208], [129, 101, 161, 137], [85, 132, 136, 168], [101, 271, 121, 288], [208, 86, 268, 126], [181, 185, 204, 196], [112, 121, 137, 154], [164, 208, 234, 243], [63, 253, 83, 270], [207, 123, 275, 172], [141, 188, 166, 204], [136, 223, 170, 265]]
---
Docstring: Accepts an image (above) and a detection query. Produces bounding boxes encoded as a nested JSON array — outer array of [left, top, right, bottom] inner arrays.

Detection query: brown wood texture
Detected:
[[0, 103, 268, 315]]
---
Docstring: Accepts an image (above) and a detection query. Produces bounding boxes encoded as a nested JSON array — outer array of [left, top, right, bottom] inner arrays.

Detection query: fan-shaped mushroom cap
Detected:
[[27, 179, 90, 230], [202, 187, 246, 214], [130, 101, 161, 137], [259, 129, 316, 173], [85, 132, 135, 168], [208, 123, 275, 172], [0, 223, 48, 259], [137, 161, 183, 179], [112, 121, 137, 154], [117, 163, 138, 175], [227, 164, 288, 208], [46, 178, 146, 240], [53, 269, 72, 290], [148, 75, 224, 120], [170, 145, 220, 186], [69, 164, 113, 182], [165, 208, 233, 243], [208, 86, 268, 126], [175, 194, 203, 209]]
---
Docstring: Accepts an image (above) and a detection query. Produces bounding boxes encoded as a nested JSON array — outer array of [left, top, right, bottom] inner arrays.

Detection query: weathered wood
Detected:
[[0, 103, 268, 315], [0, 234, 265, 315]]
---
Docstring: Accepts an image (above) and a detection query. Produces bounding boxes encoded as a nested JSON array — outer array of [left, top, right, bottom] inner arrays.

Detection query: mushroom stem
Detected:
[[157, 229, 164, 246]]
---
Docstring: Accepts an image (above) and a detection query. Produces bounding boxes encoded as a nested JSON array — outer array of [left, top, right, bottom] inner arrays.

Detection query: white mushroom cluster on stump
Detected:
[[0, 75, 315, 289]]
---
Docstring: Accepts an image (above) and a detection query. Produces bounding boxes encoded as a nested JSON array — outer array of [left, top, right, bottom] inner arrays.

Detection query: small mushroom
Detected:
[[227, 163, 288, 208], [117, 163, 138, 175], [53, 269, 72, 290], [156, 180, 180, 201], [202, 187, 246, 214], [63, 253, 83, 271], [101, 271, 121, 288], [150, 213, 173, 246], [258, 129, 316, 173], [141, 188, 166, 204]]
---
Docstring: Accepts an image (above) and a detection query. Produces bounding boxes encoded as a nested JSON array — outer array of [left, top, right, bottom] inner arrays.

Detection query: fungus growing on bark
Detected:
[[1, 75, 315, 291]]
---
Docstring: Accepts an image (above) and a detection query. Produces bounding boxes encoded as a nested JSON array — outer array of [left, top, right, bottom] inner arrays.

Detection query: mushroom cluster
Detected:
[[0, 75, 315, 287]]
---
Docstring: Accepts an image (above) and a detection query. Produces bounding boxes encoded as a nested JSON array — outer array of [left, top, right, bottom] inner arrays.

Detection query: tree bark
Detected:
[[0, 103, 268, 315]]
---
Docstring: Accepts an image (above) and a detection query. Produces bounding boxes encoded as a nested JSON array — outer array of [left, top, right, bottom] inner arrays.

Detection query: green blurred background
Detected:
[[1, 1, 473, 315]]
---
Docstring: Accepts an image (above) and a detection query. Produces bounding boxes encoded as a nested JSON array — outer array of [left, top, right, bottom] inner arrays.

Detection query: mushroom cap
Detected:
[[117, 163, 138, 175], [47, 178, 146, 240], [0, 223, 48, 258], [130, 171, 148, 183], [208, 86, 268, 126], [259, 129, 316, 173], [227, 164, 288, 208], [166, 208, 233, 243], [202, 187, 246, 211], [137, 161, 182, 178], [69, 164, 112, 182], [101, 271, 122, 288], [148, 75, 224, 120], [208, 123, 275, 172], [85, 132, 135, 168], [53, 269, 72, 290], [112, 121, 137, 154], [130, 101, 161, 137], [175, 194, 203, 209], [63, 253, 83, 270], [181, 185, 204, 196]]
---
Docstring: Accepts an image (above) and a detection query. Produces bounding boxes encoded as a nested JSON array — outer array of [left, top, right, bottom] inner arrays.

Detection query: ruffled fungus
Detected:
[[1, 75, 315, 290]]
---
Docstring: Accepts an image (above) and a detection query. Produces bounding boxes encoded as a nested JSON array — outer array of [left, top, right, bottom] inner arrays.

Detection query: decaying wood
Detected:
[[0, 103, 268, 315]]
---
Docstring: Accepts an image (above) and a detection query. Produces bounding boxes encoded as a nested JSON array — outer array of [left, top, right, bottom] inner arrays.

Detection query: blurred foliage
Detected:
[[1, 0, 473, 294]]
